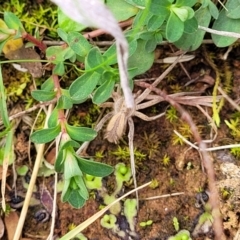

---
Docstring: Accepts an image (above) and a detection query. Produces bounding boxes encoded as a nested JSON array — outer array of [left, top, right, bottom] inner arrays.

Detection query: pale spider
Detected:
[[95, 86, 165, 144], [94, 85, 165, 201]]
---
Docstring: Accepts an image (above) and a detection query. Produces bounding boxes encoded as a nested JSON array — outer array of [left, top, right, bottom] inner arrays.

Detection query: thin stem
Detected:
[[22, 32, 47, 51]]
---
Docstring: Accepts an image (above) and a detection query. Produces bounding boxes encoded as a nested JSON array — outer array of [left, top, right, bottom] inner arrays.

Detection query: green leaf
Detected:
[[175, 0, 196, 7], [77, 157, 114, 177], [74, 176, 89, 200], [227, 6, 240, 19], [48, 107, 58, 128], [208, 1, 219, 19], [55, 141, 80, 172], [106, 0, 139, 21], [57, 28, 68, 42], [103, 40, 137, 65], [166, 12, 184, 42], [46, 46, 74, 62], [55, 149, 65, 173], [31, 90, 56, 102], [155, 32, 163, 43], [53, 62, 65, 76], [67, 32, 91, 57], [126, 0, 146, 7], [30, 125, 61, 144], [4, 12, 24, 30], [150, 0, 170, 16], [174, 7, 211, 51], [212, 9, 240, 47], [93, 78, 115, 104], [172, 6, 191, 22], [66, 125, 97, 142], [226, 0, 240, 19], [65, 189, 86, 208], [58, 8, 86, 32], [144, 38, 157, 52], [128, 39, 154, 78], [183, 17, 198, 34], [147, 14, 166, 31], [85, 47, 105, 72], [64, 152, 82, 179], [69, 72, 100, 102], [41, 76, 54, 91], [57, 95, 73, 109]]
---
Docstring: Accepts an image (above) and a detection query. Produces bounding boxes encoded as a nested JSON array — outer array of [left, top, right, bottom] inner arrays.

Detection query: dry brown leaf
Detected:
[[4, 211, 19, 240]]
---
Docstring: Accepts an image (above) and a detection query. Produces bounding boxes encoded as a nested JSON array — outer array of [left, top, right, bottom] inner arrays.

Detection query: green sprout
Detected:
[[149, 178, 159, 189], [173, 217, 180, 232], [139, 220, 153, 227], [168, 230, 192, 240], [100, 214, 117, 230], [84, 174, 103, 190], [124, 199, 137, 232], [114, 163, 132, 195], [16, 165, 29, 176]]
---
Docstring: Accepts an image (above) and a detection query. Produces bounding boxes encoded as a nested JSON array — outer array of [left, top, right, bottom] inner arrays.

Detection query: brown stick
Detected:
[[136, 82, 226, 240]]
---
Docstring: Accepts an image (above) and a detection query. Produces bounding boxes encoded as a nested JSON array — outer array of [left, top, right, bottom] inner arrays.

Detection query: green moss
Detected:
[[0, 0, 58, 37]]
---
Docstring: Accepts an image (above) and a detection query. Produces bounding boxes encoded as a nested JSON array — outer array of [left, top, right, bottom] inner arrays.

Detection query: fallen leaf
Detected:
[[4, 211, 19, 240]]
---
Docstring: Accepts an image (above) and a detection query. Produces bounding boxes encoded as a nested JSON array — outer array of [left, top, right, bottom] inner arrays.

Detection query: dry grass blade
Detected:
[[13, 104, 54, 240]]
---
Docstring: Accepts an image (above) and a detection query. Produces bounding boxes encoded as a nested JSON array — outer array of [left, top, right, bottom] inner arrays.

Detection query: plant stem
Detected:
[[22, 32, 47, 51]]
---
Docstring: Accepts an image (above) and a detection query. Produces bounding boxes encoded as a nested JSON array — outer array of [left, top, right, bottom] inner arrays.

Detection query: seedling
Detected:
[[139, 220, 153, 227], [84, 174, 103, 190], [168, 230, 192, 240], [124, 199, 137, 232]]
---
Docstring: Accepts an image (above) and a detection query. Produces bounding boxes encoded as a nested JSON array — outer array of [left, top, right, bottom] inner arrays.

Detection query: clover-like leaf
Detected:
[[30, 125, 61, 144], [77, 157, 114, 177], [67, 31, 91, 57], [53, 62, 65, 76], [174, 6, 211, 51], [166, 11, 184, 42], [66, 124, 97, 142], [128, 39, 154, 78], [212, 9, 240, 47]]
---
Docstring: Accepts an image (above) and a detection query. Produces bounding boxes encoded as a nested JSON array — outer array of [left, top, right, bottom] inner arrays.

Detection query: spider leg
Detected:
[[136, 98, 164, 110], [135, 111, 165, 121], [128, 117, 138, 206], [95, 111, 114, 132]]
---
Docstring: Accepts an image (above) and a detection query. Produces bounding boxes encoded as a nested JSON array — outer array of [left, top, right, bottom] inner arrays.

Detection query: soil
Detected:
[[1, 3, 240, 240]]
